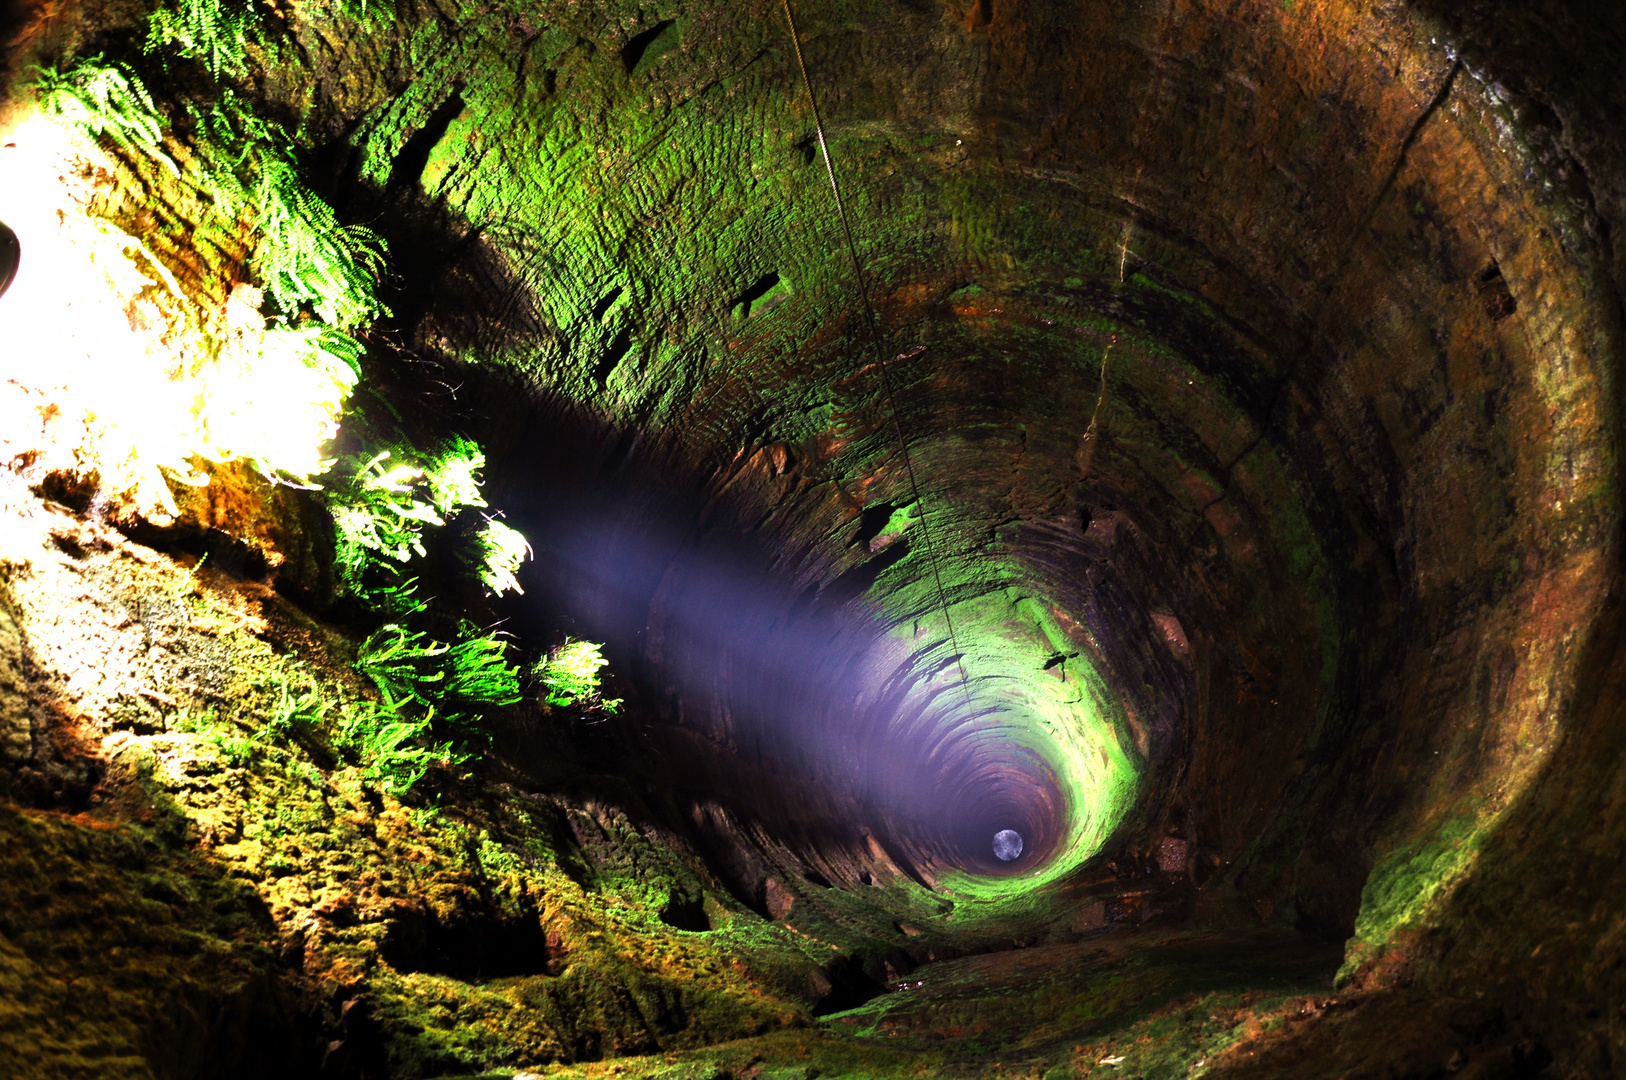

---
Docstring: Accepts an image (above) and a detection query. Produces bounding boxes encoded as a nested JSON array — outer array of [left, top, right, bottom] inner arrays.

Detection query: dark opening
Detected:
[[388, 87, 466, 190], [591, 285, 624, 322], [1477, 261, 1518, 322], [622, 20, 679, 75], [595, 325, 634, 385], [851, 501, 904, 550], [391, 912, 555, 980], [658, 894, 712, 932], [732, 271, 782, 318], [811, 954, 888, 1016], [817, 540, 911, 610]]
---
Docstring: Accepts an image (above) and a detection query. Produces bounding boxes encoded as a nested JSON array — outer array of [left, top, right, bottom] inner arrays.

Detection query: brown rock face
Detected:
[[375, 0, 1625, 1064], [445, 0, 1614, 926]]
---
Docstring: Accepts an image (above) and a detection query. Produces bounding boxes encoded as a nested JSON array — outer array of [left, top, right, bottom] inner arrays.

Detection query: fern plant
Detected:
[[336, 699, 461, 795], [186, 88, 285, 208], [472, 518, 530, 595], [358, 623, 521, 724], [145, 0, 260, 78], [272, 324, 366, 384], [328, 440, 503, 602], [319, 435, 537, 791], [186, 89, 386, 351], [30, 61, 380, 491], [331, 447, 469, 601], [226, 650, 468, 796], [439, 627, 524, 720], [349, 621, 521, 785], [356, 624, 449, 709], [423, 437, 488, 515], [534, 639, 620, 714], [332, 451, 448, 573], [255, 155, 388, 330], [253, 659, 331, 740], [341, 622, 517, 792], [31, 58, 178, 173]]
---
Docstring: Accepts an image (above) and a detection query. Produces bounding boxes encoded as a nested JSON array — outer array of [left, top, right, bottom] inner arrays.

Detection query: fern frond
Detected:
[[534, 639, 612, 708], [423, 438, 487, 516], [472, 518, 531, 596], [338, 699, 460, 795], [146, 0, 260, 78], [31, 58, 179, 174], [255, 155, 389, 329], [356, 624, 448, 710], [441, 629, 523, 710]]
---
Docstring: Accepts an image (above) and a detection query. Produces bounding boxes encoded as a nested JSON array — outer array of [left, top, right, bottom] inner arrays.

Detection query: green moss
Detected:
[[0, 803, 298, 1078], [1337, 810, 1486, 985], [91, 632, 812, 1073]]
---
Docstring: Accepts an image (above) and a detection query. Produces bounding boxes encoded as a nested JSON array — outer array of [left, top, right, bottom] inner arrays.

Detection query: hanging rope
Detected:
[[778, 0, 974, 704], [1077, 215, 1137, 478]]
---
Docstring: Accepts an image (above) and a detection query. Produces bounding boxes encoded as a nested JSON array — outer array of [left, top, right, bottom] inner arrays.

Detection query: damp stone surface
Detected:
[[2, 0, 1626, 1077]]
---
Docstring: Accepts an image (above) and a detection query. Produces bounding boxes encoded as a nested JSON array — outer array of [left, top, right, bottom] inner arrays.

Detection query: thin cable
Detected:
[[779, 0, 974, 704], [1077, 216, 1136, 478]]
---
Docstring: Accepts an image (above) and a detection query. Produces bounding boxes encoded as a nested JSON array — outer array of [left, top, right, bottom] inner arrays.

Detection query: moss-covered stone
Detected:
[[4, 0, 1626, 1074]]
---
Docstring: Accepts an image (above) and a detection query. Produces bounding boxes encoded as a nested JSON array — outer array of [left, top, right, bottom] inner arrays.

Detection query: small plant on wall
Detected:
[[534, 639, 623, 716], [25, 35, 608, 797]]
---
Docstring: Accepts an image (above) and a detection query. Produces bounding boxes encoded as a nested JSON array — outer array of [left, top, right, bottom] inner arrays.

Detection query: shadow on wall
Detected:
[[485, 410, 1071, 884]]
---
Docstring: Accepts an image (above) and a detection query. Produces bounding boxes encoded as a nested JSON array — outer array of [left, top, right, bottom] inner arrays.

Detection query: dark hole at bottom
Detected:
[[659, 894, 712, 932], [389, 912, 555, 980], [811, 954, 888, 1016]]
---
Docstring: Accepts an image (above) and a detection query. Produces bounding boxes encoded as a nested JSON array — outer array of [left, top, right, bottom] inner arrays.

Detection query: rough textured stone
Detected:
[[3, 0, 1626, 1076], [0, 601, 29, 765]]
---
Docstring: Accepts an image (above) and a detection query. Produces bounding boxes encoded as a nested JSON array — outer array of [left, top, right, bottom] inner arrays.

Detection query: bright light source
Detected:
[[0, 107, 354, 519]]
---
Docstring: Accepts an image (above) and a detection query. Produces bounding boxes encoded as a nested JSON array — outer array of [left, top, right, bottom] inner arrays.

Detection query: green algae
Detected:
[[0, 802, 302, 1078], [506, 930, 1343, 1080], [1336, 810, 1487, 986]]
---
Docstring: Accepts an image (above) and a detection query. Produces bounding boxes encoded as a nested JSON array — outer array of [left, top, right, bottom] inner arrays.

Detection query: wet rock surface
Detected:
[[2, 0, 1626, 1076]]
